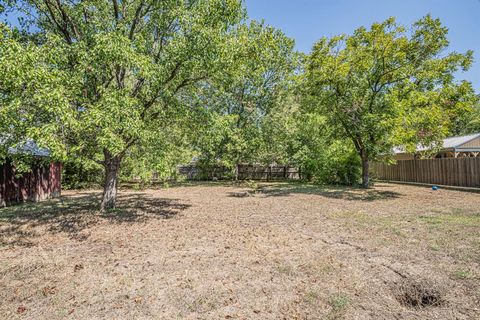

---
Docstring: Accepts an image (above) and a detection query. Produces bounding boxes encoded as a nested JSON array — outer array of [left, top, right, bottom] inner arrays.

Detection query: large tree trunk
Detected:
[[100, 151, 122, 212], [360, 150, 370, 188]]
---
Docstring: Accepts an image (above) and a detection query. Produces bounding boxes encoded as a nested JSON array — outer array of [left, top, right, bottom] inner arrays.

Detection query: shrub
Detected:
[[300, 141, 361, 186], [62, 160, 103, 190]]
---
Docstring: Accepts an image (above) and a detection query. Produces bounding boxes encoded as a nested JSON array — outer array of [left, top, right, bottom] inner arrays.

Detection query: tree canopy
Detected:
[[1, 4, 478, 201], [2, 0, 246, 209], [191, 20, 298, 170], [305, 16, 477, 187]]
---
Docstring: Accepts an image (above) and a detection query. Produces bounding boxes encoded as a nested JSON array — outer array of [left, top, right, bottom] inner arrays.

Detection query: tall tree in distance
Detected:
[[305, 16, 477, 188], [2, 0, 245, 210], [191, 20, 298, 169], [468, 100, 480, 132]]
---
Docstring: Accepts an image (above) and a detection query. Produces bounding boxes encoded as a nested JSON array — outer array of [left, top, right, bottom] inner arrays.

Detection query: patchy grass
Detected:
[[0, 182, 479, 319], [452, 269, 477, 280], [329, 293, 350, 311], [418, 210, 480, 227]]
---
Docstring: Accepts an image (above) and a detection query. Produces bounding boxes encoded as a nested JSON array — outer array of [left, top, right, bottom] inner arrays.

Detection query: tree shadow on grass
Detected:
[[0, 191, 190, 247], [252, 182, 401, 201], [122, 180, 243, 191]]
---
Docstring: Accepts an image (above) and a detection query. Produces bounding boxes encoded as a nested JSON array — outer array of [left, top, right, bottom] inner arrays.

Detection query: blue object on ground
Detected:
[[432, 185, 439, 190]]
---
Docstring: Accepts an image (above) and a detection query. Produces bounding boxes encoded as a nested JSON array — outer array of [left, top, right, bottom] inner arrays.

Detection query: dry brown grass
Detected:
[[0, 182, 479, 319]]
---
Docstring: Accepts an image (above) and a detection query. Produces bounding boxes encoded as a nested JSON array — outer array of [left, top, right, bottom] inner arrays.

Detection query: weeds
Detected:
[[452, 269, 475, 280], [329, 293, 350, 312]]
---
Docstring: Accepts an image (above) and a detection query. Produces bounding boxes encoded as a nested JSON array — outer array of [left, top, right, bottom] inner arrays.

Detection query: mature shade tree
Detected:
[[305, 16, 477, 188], [0, 24, 72, 169], [2, 0, 245, 210], [192, 21, 298, 170], [257, 90, 362, 185]]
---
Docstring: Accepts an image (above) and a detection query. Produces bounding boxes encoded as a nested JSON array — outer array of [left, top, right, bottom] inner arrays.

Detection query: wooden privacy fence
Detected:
[[371, 158, 480, 188], [236, 164, 300, 180], [177, 164, 300, 181]]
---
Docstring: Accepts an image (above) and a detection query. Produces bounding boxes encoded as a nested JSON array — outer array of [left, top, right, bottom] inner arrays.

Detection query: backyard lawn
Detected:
[[0, 182, 479, 319]]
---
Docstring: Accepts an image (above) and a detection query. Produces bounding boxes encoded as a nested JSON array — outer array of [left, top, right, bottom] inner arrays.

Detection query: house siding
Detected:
[[458, 136, 480, 149]]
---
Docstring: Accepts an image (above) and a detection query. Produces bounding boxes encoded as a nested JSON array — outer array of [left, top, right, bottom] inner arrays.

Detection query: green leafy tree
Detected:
[[468, 101, 480, 132], [2, 0, 244, 210], [288, 111, 360, 185], [452, 95, 480, 134], [192, 21, 298, 170], [262, 93, 361, 185], [120, 112, 195, 183], [305, 16, 477, 188], [0, 24, 72, 169]]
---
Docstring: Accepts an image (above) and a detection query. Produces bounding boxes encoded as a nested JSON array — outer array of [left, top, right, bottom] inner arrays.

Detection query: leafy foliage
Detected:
[[2, 0, 246, 209], [305, 16, 477, 187], [251, 93, 362, 185], [287, 112, 361, 185], [1, 5, 478, 198], [62, 160, 103, 190], [190, 21, 299, 169], [0, 24, 71, 162]]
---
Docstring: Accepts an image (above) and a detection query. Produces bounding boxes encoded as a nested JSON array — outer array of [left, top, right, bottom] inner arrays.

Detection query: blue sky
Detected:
[[245, 0, 480, 90]]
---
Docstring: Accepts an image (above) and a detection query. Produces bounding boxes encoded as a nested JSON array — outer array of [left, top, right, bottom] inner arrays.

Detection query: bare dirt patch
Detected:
[[394, 277, 445, 309], [0, 182, 479, 319]]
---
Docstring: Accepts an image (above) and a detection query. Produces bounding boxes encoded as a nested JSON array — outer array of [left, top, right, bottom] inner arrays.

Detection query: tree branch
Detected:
[[129, 1, 146, 40], [41, 0, 72, 43], [54, 0, 81, 40], [173, 75, 207, 94], [112, 0, 120, 21]]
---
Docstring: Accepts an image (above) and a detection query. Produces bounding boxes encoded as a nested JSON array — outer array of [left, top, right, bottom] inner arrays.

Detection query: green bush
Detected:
[[62, 161, 103, 189], [300, 141, 361, 186]]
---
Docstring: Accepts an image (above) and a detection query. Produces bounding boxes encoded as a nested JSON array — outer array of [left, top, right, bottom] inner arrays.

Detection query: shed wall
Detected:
[[0, 160, 61, 207]]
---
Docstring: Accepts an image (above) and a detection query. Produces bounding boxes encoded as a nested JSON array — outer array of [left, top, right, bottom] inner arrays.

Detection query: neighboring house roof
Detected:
[[441, 133, 480, 149], [394, 133, 480, 154]]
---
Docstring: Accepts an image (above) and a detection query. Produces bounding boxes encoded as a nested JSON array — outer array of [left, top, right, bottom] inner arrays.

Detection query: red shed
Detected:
[[0, 141, 61, 207]]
